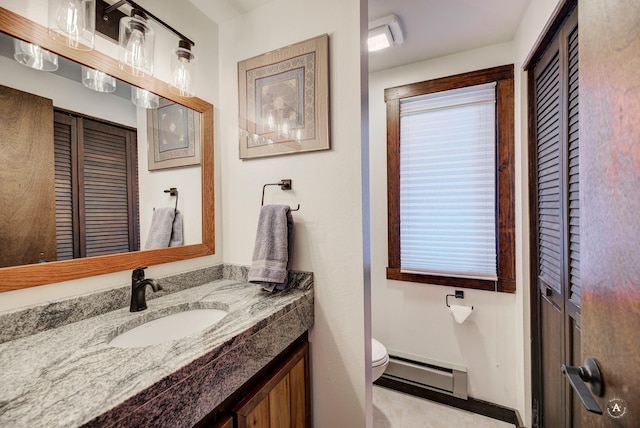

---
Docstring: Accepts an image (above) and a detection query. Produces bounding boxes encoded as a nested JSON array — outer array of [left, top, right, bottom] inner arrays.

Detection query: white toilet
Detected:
[[371, 338, 389, 381]]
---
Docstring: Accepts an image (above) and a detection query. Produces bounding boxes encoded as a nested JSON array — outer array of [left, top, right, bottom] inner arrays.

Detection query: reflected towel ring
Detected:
[[164, 187, 178, 214], [261, 179, 300, 211]]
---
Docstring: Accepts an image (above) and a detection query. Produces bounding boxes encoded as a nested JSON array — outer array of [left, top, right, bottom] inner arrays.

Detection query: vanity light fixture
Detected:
[[368, 14, 404, 52], [118, 8, 154, 77], [48, 0, 96, 50], [95, 0, 197, 96], [81, 66, 116, 92], [13, 39, 59, 71], [131, 86, 159, 109], [169, 40, 197, 98]]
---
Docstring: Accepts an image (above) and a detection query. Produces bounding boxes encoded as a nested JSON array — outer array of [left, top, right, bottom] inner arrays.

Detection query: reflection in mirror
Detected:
[[0, 7, 214, 291], [0, 31, 202, 269]]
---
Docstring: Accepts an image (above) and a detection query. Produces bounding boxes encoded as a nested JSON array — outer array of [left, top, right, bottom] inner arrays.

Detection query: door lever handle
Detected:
[[561, 357, 603, 414]]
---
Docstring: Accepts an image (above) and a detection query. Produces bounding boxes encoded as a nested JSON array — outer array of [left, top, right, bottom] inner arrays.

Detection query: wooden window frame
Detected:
[[385, 65, 516, 293]]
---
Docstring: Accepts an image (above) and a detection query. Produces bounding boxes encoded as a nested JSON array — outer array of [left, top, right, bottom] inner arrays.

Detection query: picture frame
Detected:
[[238, 34, 330, 159], [147, 99, 202, 170]]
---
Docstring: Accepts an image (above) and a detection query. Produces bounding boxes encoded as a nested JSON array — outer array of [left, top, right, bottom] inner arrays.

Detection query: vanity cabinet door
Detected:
[[234, 342, 309, 428], [211, 415, 233, 428]]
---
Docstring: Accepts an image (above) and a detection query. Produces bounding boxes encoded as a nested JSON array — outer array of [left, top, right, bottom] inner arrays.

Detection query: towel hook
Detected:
[[164, 187, 178, 214], [261, 179, 300, 211]]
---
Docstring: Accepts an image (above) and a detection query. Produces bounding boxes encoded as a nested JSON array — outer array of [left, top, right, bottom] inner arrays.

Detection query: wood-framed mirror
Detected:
[[0, 7, 214, 292]]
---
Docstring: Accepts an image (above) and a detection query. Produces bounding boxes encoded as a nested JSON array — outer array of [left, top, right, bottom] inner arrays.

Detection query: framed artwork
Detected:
[[147, 99, 202, 170], [238, 34, 330, 159]]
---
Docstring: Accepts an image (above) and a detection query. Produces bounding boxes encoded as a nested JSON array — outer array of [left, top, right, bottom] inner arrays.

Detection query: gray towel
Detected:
[[248, 205, 294, 292], [145, 208, 183, 249]]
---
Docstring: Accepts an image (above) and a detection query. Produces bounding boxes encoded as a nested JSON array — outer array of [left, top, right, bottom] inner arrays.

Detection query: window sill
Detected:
[[386, 267, 515, 293]]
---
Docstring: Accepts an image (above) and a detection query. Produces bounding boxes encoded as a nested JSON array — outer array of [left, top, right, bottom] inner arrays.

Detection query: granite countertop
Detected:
[[0, 271, 313, 427]]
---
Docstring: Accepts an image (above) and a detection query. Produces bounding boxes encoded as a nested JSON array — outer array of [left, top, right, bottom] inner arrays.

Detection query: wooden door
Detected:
[[579, 0, 640, 425], [53, 111, 139, 260], [0, 85, 56, 268], [530, 7, 581, 427], [235, 342, 309, 428]]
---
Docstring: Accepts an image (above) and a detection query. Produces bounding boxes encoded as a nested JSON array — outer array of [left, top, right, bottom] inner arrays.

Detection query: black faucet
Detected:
[[130, 266, 162, 312]]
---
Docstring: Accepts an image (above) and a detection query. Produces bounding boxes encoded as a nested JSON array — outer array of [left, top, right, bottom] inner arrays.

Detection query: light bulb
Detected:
[[56, 0, 83, 47], [169, 41, 197, 97], [119, 9, 154, 76], [48, 0, 95, 50], [131, 87, 159, 109], [82, 66, 116, 93], [125, 29, 146, 71], [13, 39, 59, 71]]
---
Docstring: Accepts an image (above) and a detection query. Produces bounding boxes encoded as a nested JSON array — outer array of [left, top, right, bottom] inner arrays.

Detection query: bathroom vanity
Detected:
[[0, 265, 313, 427]]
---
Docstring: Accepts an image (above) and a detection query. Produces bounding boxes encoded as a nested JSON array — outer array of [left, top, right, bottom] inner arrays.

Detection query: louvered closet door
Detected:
[[532, 8, 581, 428], [54, 112, 139, 259], [80, 118, 139, 257], [54, 112, 77, 260]]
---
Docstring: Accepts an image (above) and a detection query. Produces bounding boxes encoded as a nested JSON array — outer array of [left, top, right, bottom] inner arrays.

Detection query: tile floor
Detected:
[[373, 386, 515, 428]]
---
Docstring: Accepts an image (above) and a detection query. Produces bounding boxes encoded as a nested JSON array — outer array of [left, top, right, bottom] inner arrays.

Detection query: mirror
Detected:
[[0, 7, 214, 292]]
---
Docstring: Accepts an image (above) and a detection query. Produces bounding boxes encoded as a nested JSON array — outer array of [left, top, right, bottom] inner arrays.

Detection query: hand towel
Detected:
[[248, 205, 294, 292], [145, 208, 183, 249]]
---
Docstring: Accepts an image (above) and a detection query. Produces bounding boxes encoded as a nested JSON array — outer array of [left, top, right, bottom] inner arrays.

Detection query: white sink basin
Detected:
[[109, 308, 228, 348]]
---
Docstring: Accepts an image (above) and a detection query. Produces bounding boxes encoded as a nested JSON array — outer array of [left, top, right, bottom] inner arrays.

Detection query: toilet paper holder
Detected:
[[446, 290, 474, 309]]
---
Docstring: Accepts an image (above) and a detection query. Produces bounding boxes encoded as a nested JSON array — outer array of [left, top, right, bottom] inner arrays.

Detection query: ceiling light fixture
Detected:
[[368, 14, 404, 52], [48, 0, 96, 50]]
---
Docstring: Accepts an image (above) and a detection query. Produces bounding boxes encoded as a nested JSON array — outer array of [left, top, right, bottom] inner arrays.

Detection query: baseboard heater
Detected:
[[383, 351, 468, 399]]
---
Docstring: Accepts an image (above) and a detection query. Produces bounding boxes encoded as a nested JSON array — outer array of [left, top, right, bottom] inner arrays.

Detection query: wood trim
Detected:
[[386, 99, 401, 270], [384, 65, 514, 101], [0, 8, 215, 291], [386, 65, 516, 293], [522, 0, 577, 70], [375, 376, 523, 427], [386, 268, 497, 291], [527, 62, 543, 428], [495, 76, 516, 293]]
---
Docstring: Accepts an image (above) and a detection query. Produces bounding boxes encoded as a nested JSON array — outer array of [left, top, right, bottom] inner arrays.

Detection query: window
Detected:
[[385, 65, 515, 292]]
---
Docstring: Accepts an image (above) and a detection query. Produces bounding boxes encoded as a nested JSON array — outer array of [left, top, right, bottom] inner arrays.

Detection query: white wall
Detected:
[[217, 0, 368, 426], [369, 1, 563, 426], [0, 0, 222, 312], [369, 40, 521, 408]]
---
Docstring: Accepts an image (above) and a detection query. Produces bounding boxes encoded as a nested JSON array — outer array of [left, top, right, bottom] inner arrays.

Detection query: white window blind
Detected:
[[399, 82, 497, 280]]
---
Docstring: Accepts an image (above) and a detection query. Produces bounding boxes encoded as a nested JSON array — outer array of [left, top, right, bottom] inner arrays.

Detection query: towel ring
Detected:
[[164, 187, 178, 214], [261, 179, 300, 211]]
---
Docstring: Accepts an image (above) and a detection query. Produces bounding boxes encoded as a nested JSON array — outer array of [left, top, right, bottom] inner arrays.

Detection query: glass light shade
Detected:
[[131, 87, 159, 109], [13, 39, 59, 71], [81, 66, 116, 93], [119, 11, 154, 77], [169, 43, 197, 97], [48, 0, 95, 50]]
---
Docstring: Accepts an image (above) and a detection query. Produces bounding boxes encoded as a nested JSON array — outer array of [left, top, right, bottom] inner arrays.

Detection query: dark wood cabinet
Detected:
[[211, 416, 233, 428], [195, 335, 311, 428], [234, 341, 310, 428]]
